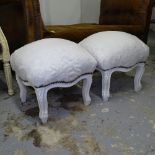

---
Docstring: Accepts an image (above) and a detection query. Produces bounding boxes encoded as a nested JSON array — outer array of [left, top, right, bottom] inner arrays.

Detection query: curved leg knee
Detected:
[[134, 63, 145, 92], [35, 88, 48, 123], [16, 75, 27, 103], [82, 75, 92, 106]]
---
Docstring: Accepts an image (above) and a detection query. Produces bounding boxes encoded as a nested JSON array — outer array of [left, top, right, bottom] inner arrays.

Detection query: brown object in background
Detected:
[[45, 0, 154, 43], [0, 0, 154, 53], [0, 0, 43, 54], [99, 0, 154, 42], [0, 0, 26, 53]]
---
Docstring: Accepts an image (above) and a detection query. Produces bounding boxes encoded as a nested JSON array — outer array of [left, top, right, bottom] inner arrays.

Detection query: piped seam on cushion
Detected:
[[18, 72, 93, 88], [98, 61, 146, 71]]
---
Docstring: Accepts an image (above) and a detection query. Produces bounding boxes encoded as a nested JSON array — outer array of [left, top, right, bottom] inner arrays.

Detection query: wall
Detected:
[[40, 0, 154, 29], [81, 0, 101, 23], [39, 0, 81, 25], [39, 0, 101, 25]]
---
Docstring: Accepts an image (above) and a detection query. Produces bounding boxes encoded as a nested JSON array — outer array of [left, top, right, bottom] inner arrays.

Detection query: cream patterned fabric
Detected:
[[79, 31, 149, 70], [10, 38, 97, 87]]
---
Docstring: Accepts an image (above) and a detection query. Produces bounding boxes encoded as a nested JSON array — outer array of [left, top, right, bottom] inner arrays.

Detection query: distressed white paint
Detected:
[[98, 64, 145, 101], [10, 38, 97, 123], [79, 31, 149, 101], [16, 74, 93, 123]]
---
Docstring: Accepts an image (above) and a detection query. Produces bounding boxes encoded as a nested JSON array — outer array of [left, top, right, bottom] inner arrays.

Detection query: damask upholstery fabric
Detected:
[[10, 38, 97, 87], [79, 31, 149, 70]]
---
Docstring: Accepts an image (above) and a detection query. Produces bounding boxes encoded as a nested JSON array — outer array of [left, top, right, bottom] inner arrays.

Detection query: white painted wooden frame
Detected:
[[97, 63, 145, 102], [16, 74, 92, 123], [0, 27, 14, 95]]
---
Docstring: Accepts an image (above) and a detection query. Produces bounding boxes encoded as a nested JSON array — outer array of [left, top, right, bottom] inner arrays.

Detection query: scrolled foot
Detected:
[[84, 98, 91, 106], [8, 89, 14, 96], [134, 63, 145, 92], [102, 93, 110, 102], [35, 88, 48, 124], [134, 85, 142, 92], [40, 114, 48, 124]]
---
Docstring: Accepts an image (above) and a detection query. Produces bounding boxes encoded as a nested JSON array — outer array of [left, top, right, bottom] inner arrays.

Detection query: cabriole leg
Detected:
[[16, 75, 27, 103], [134, 63, 145, 92], [82, 75, 92, 106], [101, 70, 112, 102], [35, 88, 48, 124]]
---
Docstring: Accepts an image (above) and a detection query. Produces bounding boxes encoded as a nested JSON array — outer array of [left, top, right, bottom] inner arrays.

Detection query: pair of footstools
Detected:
[[10, 31, 149, 123]]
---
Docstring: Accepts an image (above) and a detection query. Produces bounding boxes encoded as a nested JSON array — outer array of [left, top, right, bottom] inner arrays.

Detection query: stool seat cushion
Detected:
[[79, 31, 149, 70], [10, 38, 97, 87]]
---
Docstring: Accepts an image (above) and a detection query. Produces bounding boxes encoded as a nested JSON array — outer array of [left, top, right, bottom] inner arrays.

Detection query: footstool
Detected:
[[10, 38, 97, 123], [79, 31, 149, 101]]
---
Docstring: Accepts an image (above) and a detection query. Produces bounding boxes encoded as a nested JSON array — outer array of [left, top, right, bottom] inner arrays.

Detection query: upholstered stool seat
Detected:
[[80, 31, 149, 101], [10, 38, 97, 123]]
